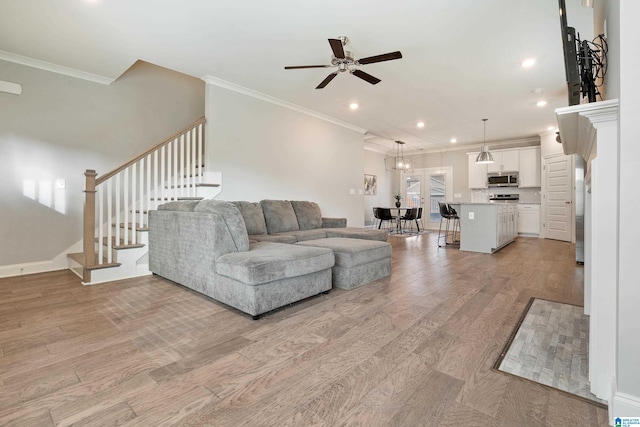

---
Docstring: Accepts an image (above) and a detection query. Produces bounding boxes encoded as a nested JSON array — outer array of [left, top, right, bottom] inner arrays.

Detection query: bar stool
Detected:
[[437, 202, 459, 247]]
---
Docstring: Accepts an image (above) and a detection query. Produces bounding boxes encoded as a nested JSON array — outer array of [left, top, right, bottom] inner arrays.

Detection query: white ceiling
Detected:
[[0, 0, 595, 155]]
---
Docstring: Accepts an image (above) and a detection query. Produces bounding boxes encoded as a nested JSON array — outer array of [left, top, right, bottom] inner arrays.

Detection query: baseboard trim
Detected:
[[612, 390, 640, 423], [0, 261, 64, 279]]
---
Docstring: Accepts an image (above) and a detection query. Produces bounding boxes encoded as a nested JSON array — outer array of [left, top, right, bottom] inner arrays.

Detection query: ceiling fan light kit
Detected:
[[285, 36, 402, 89]]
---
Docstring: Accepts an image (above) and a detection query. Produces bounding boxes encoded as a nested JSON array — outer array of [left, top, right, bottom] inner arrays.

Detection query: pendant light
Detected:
[[476, 119, 494, 164], [392, 140, 412, 171]]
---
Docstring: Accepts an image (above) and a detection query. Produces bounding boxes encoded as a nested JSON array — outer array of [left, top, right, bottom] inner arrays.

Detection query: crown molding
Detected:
[[0, 80, 22, 95], [363, 142, 390, 154], [403, 136, 541, 156], [364, 135, 541, 157], [0, 50, 114, 85], [202, 75, 367, 135]]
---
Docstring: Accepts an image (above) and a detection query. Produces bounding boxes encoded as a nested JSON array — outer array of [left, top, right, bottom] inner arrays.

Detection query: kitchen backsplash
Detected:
[[471, 187, 541, 204]]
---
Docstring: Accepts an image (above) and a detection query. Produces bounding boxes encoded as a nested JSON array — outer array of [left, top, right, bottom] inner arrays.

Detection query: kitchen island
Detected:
[[449, 202, 518, 253]]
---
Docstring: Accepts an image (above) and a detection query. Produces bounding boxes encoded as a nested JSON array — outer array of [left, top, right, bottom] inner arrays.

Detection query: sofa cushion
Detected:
[[249, 234, 298, 244], [194, 200, 250, 252], [216, 242, 335, 286], [296, 237, 392, 268], [231, 201, 268, 235], [325, 227, 388, 242], [157, 200, 200, 212], [321, 217, 347, 228], [260, 200, 300, 234], [286, 229, 328, 242], [291, 201, 323, 231]]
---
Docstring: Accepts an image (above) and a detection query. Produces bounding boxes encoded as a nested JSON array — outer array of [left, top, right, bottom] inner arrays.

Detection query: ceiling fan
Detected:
[[284, 36, 402, 89]]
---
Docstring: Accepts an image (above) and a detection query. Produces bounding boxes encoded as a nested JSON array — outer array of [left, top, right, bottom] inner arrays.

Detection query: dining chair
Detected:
[[377, 208, 396, 230], [372, 207, 381, 228], [415, 208, 424, 233], [400, 208, 418, 234]]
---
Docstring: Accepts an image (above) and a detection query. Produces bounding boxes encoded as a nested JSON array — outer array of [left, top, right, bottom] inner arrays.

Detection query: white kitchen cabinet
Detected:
[[468, 153, 488, 188], [518, 204, 540, 235], [497, 204, 519, 247], [487, 150, 519, 173], [459, 203, 517, 253], [518, 147, 541, 187]]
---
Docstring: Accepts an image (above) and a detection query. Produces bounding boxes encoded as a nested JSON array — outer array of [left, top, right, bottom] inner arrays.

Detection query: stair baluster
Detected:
[[76, 117, 208, 283]]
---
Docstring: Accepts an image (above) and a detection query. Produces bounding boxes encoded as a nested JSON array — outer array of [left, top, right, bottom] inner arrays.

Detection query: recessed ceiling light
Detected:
[[450, 138, 457, 143], [547, 126, 556, 131], [417, 121, 425, 128], [536, 100, 547, 107], [531, 88, 544, 94], [349, 103, 359, 110], [522, 58, 536, 68]]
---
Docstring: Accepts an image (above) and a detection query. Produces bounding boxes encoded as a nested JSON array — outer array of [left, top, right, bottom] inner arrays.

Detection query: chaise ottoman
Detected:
[[324, 227, 388, 242], [296, 237, 391, 290]]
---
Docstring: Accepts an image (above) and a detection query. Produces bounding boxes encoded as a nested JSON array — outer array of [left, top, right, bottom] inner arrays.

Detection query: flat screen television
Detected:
[[559, 0, 581, 106]]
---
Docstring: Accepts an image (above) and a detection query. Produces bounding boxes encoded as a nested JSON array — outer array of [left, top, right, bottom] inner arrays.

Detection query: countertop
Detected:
[[447, 201, 540, 205]]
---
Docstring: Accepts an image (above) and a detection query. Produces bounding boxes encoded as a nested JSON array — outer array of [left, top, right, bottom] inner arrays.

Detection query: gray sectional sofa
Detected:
[[149, 199, 390, 319], [233, 199, 388, 243]]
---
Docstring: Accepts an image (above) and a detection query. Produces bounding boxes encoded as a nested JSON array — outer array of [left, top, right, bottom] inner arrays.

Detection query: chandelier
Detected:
[[391, 140, 413, 171]]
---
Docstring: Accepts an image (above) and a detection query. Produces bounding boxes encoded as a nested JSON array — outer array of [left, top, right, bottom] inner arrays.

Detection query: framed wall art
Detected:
[[364, 174, 377, 195]]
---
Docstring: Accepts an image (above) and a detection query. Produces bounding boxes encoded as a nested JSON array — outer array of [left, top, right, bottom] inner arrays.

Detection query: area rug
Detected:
[[494, 297, 606, 406]]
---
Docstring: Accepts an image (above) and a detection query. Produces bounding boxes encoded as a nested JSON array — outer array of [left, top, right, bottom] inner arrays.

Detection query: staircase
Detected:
[[67, 117, 221, 284]]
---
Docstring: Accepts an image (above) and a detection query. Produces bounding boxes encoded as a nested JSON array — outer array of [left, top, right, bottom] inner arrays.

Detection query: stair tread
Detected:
[[96, 238, 146, 249], [149, 197, 204, 201], [67, 253, 121, 270], [164, 183, 220, 188], [114, 223, 149, 231]]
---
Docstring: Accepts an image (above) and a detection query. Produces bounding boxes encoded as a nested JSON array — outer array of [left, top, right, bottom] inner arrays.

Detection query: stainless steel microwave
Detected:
[[487, 172, 518, 187]]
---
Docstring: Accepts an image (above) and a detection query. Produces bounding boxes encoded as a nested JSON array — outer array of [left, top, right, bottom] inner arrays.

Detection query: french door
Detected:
[[403, 167, 453, 229]]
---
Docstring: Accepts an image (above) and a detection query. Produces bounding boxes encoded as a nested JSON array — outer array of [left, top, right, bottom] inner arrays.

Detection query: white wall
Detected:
[[204, 83, 365, 226], [540, 131, 564, 158], [0, 60, 205, 270], [363, 150, 393, 226], [605, 0, 620, 99], [615, 0, 640, 413]]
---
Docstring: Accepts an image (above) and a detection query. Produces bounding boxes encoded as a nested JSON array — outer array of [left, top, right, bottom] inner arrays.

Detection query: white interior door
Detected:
[[543, 154, 574, 242], [403, 167, 453, 230]]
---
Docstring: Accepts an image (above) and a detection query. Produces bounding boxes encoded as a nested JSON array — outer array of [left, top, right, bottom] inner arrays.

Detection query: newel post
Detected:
[[83, 170, 98, 273]]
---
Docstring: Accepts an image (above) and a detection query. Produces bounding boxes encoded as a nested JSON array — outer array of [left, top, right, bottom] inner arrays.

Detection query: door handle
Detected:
[[565, 201, 571, 204]]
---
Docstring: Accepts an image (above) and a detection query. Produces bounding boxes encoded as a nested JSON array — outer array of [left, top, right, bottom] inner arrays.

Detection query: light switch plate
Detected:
[[56, 179, 66, 189], [454, 193, 462, 198], [469, 212, 474, 220], [349, 188, 355, 195]]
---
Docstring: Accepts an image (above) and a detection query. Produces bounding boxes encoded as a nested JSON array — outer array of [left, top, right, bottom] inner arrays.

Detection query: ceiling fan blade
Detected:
[[316, 72, 338, 89], [284, 65, 331, 69], [328, 38, 345, 59], [357, 51, 403, 65], [351, 69, 381, 85]]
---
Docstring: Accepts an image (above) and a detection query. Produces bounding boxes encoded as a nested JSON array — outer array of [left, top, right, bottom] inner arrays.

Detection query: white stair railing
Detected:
[[82, 118, 205, 279]]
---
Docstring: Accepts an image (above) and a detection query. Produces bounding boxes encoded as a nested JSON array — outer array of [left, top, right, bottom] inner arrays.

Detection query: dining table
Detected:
[[382, 206, 412, 234]]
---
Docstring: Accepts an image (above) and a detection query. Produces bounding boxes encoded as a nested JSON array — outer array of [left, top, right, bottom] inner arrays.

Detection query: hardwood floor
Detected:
[[0, 233, 609, 426]]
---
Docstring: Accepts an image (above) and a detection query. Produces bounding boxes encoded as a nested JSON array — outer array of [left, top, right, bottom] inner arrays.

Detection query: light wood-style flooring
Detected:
[[0, 233, 609, 426]]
